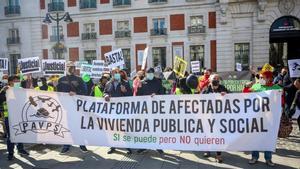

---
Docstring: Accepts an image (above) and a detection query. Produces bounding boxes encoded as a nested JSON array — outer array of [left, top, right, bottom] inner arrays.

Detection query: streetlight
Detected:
[[43, 12, 73, 59]]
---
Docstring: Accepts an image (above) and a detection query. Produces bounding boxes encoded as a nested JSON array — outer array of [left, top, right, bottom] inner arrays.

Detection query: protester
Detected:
[[82, 73, 94, 96], [56, 61, 88, 154], [35, 77, 54, 91], [249, 64, 282, 167], [198, 68, 212, 92], [202, 73, 228, 163], [90, 75, 109, 97], [0, 76, 29, 160], [132, 70, 145, 96], [21, 74, 37, 89], [104, 68, 133, 155], [136, 68, 164, 154], [175, 78, 192, 95], [273, 67, 288, 86], [242, 81, 253, 93]]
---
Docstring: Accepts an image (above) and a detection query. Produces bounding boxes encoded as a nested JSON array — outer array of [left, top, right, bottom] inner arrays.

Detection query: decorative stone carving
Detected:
[[218, 1, 228, 24], [258, 0, 267, 22], [278, 0, 295, 15]]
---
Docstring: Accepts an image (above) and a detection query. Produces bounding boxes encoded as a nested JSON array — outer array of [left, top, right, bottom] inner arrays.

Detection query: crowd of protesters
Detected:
[[0, 61, 299, 167]]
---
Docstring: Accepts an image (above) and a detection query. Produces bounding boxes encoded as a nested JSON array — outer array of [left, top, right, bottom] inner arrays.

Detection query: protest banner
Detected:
[[75, 61, 88, 70], [80, 64, 92, 76], [141, 47, 149, 70], [174, 56, 187, 77], [0, 58, 8, 71], [191, 61, 200, 73], [18, 57, 41, 74], [42, 59, 66, 76], [91, 60, 105, 78], [288, 59, 300, 78], [104, 48, 125, 69], [8, 88, 281, 151]]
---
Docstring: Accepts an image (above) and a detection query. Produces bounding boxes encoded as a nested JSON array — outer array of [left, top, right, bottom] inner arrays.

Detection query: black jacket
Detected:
[[104, 80, 132, 97], [137, 78, 164, 96], [202, 84, 229, 94], [56, 75, 86, 95]]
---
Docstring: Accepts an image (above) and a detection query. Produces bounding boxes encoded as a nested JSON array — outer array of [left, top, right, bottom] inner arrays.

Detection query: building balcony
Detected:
[[80, 0, 97, 9], [188, 25, 206, 34], [113, 0, 131, 7], [81, 32, 97, 40], [4, 6, 20, 16], [7, 37, 20, 45], [50, 35, 64, 42], [48, 2, 64, 13], [148, 0, 167, 4], [150, 28, 167, 36], [115, 30, 131, 38]]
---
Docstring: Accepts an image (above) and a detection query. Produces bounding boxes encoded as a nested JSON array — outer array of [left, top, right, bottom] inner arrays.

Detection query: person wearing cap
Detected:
[[0, 76, 29, 160], [136, 68, 164, 154], [103, 68, 133, 154], [35, 77, 54, 91], [56, 61, 88, 154], [248, 64, 282, 167], [82, 73, 94, 97]]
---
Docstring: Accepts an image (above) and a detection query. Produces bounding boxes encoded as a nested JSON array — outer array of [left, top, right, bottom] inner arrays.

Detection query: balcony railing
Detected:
[[7, 37, 20, 45], [81, 32, 97, 40], [150, 28, 167, 36], [50, 35, 64, 42], [4, 6, 20, 16], [80, 0, 97, 9], [148, 0, 167, 4], [115, 30, 131, 38], [48, 2, 64, 12], [113, 0, 131, 7], [188, 25, 206, 34]]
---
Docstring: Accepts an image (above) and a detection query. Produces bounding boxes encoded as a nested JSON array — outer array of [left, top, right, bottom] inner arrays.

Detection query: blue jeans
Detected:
[[5, 118, 24, 155], [252, 151, 272, 160]]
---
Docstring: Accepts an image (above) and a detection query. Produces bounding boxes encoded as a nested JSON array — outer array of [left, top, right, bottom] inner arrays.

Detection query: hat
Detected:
[[146, 68, 155, 73], [260, 63, 274, 78], [82, 73, 91, 82], [66, 61, 75, 67]]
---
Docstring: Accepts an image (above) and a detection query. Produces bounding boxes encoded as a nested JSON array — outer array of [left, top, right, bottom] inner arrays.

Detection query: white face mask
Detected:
[[259, 78, 266, 85], [38, 82, 43, 86]]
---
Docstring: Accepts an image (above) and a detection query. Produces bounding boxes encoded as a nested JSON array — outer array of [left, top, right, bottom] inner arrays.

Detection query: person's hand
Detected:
[[151, 93, 156, 97], [221, 92, 226, 96], [104, 95, 110, 102], [121, 85, 127, 93], [69, 91, 76, 96]]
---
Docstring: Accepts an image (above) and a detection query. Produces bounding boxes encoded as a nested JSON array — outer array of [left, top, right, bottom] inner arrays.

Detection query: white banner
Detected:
[[191, 61, 200, 73], [42, 59, 66, 76], [91, 60, 105, 78], [288, 59, 300, 78], [104, 48, 124, 69], [7, 89, 282, 151], [0, 58, 8, 71], [18, 57, 41, 74]]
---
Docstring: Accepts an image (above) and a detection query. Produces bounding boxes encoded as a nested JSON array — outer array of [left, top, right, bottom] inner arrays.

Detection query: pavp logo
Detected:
[[13, 95, 69, 137]]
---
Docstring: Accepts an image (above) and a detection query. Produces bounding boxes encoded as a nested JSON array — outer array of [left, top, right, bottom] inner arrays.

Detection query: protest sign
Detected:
[[75, 61, 88, 70], [8, 88, 281, 151], [174, 56, 187, 77], [288, 59, 300, 78], [80, 64, 92, 76], [0, 58, 8, 71], [137, 50, 144, 66], [42, 60, 66, 76], [191, 61, 200, 73], [141, 47, 149, 70], [104, 48, 125, 69], [236, 63, 242, 72], [18, 57, 41, 74], [91, 60, 105, 78]]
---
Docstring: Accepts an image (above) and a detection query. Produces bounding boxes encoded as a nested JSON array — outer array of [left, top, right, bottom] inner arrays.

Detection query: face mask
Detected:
[[14, 82, 21, 88], [114, 73, 121, 81], [259, 78, 266, 85], [38, 82, 43, 86], [212, 80, 220, 86], [146, 73, 154, 80]]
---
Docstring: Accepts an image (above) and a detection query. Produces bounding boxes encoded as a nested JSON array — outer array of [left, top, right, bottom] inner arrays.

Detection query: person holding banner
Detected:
[[249, 64, 282, 167], [202, 73, 229, 163], [0, 76, 29, 160], [56, 62, 88, 154], [35, 77, 54, 91], [104, 68, 133, 155]]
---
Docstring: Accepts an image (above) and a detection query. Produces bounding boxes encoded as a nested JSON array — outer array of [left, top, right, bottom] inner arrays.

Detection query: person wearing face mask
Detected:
[[103, 68, 133, 155], [201, 74, 229, 163], [34, 77, 54, 91], [136, 68, 164, 154], [56, 61, 88, 154], [198, 68, 212, 92], [132, 70, 145, 96], [248, 64, 282, 167], [0, 76, 30, 160]]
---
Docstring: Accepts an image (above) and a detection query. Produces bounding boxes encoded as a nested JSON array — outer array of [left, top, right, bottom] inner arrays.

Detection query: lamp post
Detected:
[[43, 12, 73, 59]]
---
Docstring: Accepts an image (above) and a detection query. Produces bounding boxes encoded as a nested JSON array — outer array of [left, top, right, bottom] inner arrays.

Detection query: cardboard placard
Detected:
[[0, 58, 9, 71], [288, 59, 300, 78], [104, 48, 125, 69], [91, 60, 105, 79], [191, 61, 200, 73], [42, 59, 66, 76], [18, 57, 41, 75], [80, 64, 92, 76], [174, 56, 187, 77]]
